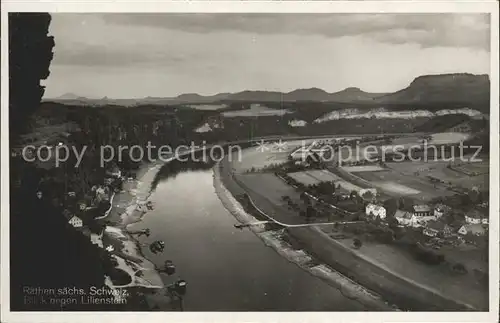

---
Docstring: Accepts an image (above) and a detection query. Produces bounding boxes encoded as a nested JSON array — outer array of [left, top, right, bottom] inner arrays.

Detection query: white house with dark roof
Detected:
[[412, 204, 431, 217], [465, 209, 486, 224], [68, 215, 83, 228], [411, 204, 437, 223]]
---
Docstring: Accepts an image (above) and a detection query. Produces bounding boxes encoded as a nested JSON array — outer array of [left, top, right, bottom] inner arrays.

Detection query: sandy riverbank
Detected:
[[98, 162, 170, 308]]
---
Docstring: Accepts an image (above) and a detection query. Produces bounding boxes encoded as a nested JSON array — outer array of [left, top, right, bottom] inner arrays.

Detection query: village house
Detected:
[[365, 203, 386, 219], [68, 215, 83, 228], [106, 165, 122, 179], [465, 209, 487, 224], [449, 122, 472, 133], [412, 204, 431, 217], [395, 210, 420, 227], [423, 221, 444, 237], [411, 204, 437, 223], [95, 185, 110, 203], [433, 204, 450, 218], [458, 223, 487, 236], [423, 221, 453, 238], [77, 201, 87, 211]]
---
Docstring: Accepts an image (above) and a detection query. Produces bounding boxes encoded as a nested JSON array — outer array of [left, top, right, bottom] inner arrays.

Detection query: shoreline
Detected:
[[100, 162, 169, 308], [215, 153, 480, 311]]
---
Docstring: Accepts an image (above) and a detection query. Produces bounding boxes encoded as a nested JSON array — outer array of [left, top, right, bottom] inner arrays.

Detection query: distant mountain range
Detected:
[[45, 73, 490, 109], [374, 73, 490, 105]]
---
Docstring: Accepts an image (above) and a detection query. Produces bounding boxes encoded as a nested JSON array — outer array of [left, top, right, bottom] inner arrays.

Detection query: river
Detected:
[[128, 164, 367, 311]]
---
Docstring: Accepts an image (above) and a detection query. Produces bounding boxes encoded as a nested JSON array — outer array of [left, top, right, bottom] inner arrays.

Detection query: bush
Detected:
[[452, 263, 468, 275], [352, 238, 362, 249]]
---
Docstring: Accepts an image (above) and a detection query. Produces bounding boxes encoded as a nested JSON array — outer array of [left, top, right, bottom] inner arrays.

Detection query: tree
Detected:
[[452, 263, 468, 275], [387, 216, 399, 228], [468, 188, 480, 204], [353, 238, 362, 249], [361, 190, 375, 201], [398, 196, 407, 209], [460, 193, 471, 206], [383, 198, 399, 218], [316, 181, 335, 196]]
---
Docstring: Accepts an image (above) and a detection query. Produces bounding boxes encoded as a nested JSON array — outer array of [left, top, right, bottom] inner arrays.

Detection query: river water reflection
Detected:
[[130, 161, 366, 311]]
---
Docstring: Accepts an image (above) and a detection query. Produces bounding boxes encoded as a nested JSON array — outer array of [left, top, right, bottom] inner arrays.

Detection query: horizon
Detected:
[[43, 13, 491, 99], [46, 72, 490, 100]]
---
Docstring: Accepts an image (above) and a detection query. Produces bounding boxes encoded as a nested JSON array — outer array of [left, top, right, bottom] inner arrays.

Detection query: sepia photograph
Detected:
[[1, 2, 498, 323]]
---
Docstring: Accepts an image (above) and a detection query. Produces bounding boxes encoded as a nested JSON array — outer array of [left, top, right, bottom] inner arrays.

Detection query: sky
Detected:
[[43, 13, 491, 99]]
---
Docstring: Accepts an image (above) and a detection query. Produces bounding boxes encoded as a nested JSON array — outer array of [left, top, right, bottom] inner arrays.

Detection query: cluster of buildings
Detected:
[[365, 202, 488, 243], [47, 166, 124, 236]]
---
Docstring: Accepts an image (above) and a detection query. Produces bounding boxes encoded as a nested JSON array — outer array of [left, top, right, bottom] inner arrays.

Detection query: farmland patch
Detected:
[[428, 132, 470, 145], [371, 181, 421, 196], [342, 165, 387, 173], [222, 104, 291, 117]]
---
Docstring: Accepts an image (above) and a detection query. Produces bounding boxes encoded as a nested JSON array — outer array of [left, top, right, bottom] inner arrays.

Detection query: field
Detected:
[[185, 104, 228, 110], [452, 162, 489, 176], [337, 145, 379, 163], [428, 132, 470, 145], [335, 135, 423, 163], [237, 173, 300, 204], [352, 167, 455, 201], [233, 138, 341, 173], [323, 231, 488, 310], [222, 104, 291, 117], [341, 165, 387, 173], [370, 181, 421, 195], [288, 171, 321, 186], [288, 170, 363, 192], [387, 160, 489, 191], [377, 136, 424, 153], [368, 133, 470, 156]]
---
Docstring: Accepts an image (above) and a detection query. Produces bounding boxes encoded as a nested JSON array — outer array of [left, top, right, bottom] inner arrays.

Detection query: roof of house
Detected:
[[367, 205, 385, 214], [466, 209, 486, 219], [69, 215, 82, 222], [395, 210, 413, 219], [360, 188, 377, 195], [413, 204, 431, 212]]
